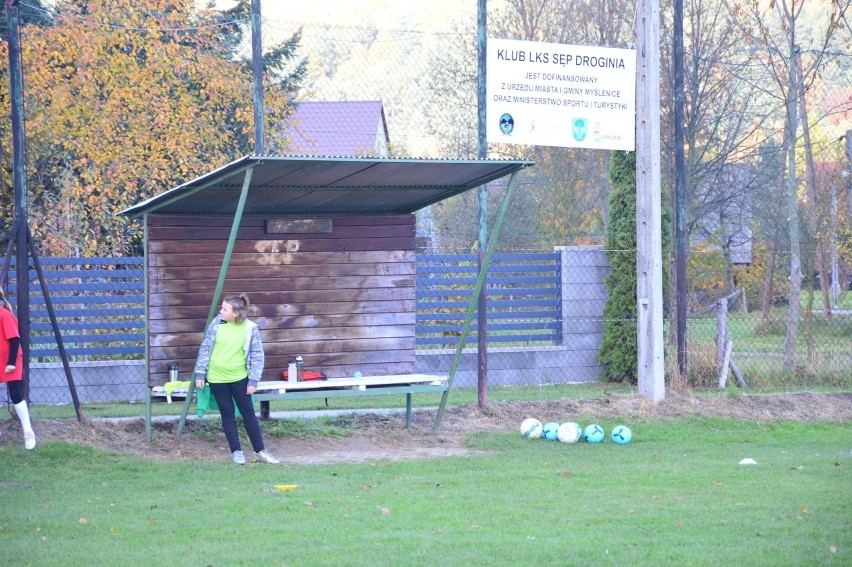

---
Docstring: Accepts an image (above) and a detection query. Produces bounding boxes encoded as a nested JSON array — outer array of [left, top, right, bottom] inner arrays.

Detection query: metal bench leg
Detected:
[[260, 400, 270, 420], [406, 393, 413, 428], [145, 386, 152, 442]]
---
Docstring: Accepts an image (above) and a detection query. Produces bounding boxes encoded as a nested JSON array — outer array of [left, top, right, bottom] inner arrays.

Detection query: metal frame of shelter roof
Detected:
[[120, 154, 534, 442], [120, 154, 534, 219]]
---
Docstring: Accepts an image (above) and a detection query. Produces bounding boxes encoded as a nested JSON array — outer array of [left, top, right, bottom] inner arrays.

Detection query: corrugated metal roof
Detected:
[[120, 155, 534, 218]]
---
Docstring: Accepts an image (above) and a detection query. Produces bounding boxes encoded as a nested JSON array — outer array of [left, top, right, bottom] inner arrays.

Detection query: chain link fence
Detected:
[[6, 244, 849, 406], [2, 5, 850, 409]]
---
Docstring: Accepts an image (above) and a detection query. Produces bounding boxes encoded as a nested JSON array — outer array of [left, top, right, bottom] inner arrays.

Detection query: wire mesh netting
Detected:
[[1, 3, 850, 409], [4, 247, 849, 406]]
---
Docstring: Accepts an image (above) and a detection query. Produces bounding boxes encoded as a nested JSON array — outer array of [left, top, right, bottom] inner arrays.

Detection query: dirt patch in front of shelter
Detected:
[[1, 391, 850, 465]]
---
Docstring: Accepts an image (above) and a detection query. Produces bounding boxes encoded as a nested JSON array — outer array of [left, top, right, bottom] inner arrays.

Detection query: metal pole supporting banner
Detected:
[[251, 0, 264, 154], [476, 0, 489, 410]]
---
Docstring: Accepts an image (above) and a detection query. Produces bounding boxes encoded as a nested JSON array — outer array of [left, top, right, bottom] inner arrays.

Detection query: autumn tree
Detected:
[[0, 0, 303, 256]]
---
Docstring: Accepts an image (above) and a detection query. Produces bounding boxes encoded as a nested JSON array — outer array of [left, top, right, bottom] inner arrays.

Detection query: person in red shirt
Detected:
[[1, 288, 35, 449]]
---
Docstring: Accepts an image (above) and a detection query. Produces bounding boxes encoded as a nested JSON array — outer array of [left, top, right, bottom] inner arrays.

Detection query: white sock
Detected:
[[14, 401, 36, 450]]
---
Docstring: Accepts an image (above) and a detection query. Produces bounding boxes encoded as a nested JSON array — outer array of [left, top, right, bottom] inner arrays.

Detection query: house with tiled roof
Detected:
[[279, 100, 390, 157]]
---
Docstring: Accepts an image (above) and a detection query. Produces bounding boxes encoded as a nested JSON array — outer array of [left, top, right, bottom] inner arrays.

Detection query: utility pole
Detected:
[[635, 0, 665, 402]]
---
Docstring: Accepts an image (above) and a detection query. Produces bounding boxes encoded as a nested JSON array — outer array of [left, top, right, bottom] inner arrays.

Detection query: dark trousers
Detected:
[[209, 378, 264, 453], [7, 380, 24, 404]]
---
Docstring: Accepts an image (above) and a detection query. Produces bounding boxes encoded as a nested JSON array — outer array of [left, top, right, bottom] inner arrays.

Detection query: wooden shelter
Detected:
[[121, 155, 533, 400]]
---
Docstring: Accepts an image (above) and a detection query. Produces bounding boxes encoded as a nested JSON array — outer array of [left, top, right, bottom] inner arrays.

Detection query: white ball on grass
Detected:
[[556, 422, 582, 443], [520, 418, 543, 439]]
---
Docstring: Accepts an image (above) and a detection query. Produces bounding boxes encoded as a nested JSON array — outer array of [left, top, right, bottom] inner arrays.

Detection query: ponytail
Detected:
[[223, 293, 251, 324]]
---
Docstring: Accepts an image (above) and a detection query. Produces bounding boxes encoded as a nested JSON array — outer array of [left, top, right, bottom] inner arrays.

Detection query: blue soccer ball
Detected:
[[584, 424, 605, 443], [542, 422, 560, 441], [610, 425, 633, 445]]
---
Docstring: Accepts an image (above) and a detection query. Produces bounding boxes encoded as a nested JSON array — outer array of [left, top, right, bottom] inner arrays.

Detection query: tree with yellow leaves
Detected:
[[1, 0, 304, 256]]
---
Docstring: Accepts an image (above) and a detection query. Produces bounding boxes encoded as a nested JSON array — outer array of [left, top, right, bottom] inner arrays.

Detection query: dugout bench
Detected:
[[150, 374, 448, 429]]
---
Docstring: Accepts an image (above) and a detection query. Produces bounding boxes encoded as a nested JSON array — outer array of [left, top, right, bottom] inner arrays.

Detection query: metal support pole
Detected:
[[6, 1, 31, 400], [26, 224, 84, 421], [433, 171, 522, 433], [476, 0, 489, 410], [673, 0, 688, 380], [172, 167, 255, 448], [251, 0, 264, 154]]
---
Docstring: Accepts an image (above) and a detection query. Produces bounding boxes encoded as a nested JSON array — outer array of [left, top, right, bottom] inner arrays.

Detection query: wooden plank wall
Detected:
[[146, 214, 416, 387]]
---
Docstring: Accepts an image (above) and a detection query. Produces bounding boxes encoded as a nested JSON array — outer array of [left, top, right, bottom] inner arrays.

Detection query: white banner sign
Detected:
[[486, 38, 636, 151]]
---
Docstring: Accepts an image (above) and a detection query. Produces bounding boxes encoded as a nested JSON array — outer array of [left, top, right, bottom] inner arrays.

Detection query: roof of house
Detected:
[[120, 154, 534, 218], [280, 101, 390, 157]]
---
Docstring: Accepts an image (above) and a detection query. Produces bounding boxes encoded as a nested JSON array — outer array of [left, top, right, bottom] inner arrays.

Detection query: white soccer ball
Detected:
[[520, 418, 543, 439], [556, 422, 583, 444]]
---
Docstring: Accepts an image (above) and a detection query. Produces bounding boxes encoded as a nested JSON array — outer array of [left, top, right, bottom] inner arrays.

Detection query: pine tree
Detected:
[[599, 151, 638, 382], [599, 151, 671, 383]]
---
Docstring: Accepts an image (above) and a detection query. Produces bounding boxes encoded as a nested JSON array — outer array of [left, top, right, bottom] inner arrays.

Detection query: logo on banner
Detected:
[[499, 113, 515, 135], [571, 118, 588, 141]]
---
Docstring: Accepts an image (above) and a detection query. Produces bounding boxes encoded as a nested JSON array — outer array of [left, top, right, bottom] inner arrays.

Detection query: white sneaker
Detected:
[[255, 450, 280, 464], [232, 450, 246, 464], [23, 428, 35, 450]]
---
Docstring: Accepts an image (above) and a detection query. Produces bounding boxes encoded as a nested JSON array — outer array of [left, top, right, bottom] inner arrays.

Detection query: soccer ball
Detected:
[[520, 418, 543, 439], [542, 422, 560, 441], [584, 424, 605, 443], [556, 422, 582, 444], [610, 425, 633, 444]]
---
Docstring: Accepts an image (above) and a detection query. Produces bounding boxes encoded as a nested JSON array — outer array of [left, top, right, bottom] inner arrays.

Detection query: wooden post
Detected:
[[715, 291, 748, 388], [730, 357, 746, 387], [715, 297, 728, 376], [718, 340, 733, 388]]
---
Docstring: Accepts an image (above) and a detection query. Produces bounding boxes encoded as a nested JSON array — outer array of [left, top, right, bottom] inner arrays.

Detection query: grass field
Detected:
[[1, 417, 849, 566]]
